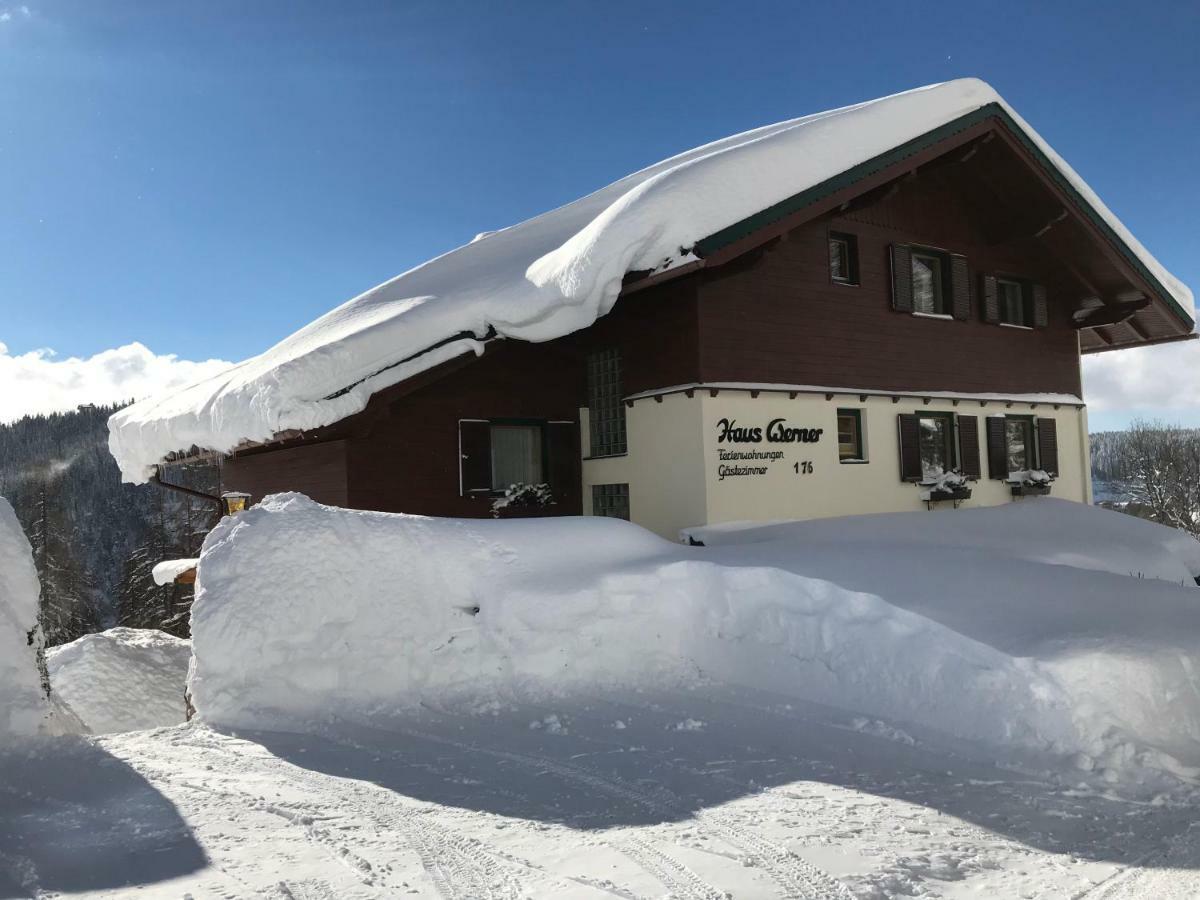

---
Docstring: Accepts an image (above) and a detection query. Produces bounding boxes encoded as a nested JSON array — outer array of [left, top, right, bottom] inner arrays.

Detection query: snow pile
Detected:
[[107, 78, 1193, 483], [46, 628, 191, 734], [682, 497, 1200, 583], [191, 494, 1200, 786], [0, 497, 52, 738]]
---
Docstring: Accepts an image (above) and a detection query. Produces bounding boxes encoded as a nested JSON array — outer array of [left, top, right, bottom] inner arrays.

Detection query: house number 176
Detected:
[[794, 461, 813, 475]]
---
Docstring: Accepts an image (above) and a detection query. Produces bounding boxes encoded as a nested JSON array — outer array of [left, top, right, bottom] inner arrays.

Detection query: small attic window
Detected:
[[997, 278, 1031, 327], [829, 232, 859, 285], [912, 249, 949, 315]]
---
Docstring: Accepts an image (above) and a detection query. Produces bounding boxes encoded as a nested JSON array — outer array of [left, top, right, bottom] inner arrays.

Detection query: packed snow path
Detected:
[[6, 687, 1200, 899]]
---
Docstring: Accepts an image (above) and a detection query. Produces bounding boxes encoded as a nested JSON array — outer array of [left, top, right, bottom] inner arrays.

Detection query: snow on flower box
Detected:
[[918, 470, 973, 506], [1009, 470, 1053, 497]]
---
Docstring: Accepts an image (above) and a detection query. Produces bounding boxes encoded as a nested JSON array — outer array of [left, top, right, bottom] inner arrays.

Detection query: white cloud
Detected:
[[1082, 337, 1200, 423], [0, 341, 232, 423], [0, 5, 30, 22]]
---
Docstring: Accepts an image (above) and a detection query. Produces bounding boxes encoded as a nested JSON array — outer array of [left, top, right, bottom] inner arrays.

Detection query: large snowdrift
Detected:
[[0, 497, 52, 739], [46, 627, 191, 734], [107, 78, 1194, 483], [191, 494, 1200, 788]]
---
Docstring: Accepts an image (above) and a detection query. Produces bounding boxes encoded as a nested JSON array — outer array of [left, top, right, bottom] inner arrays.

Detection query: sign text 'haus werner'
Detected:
[[715, 417, 823, 481]]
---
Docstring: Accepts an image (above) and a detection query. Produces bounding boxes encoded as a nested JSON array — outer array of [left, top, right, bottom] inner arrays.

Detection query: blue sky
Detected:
[[0, 0, 1197, 428]]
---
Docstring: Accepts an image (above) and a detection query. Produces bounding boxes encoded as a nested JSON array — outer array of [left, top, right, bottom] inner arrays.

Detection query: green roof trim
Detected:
[[694, 102, 1193, 330]]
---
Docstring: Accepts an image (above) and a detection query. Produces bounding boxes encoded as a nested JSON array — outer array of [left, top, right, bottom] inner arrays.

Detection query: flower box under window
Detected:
[[924, 486, 973, 503], [1011, 482, 1052, 497], [1008, 469, 1053, 498], [918, 470, 973, 507]]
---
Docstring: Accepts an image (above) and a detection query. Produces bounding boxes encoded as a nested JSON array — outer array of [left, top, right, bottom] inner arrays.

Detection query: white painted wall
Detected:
[[581, 391, 707, 539], [583, 388, 1090, 540], [701, 392, 1087, 529]]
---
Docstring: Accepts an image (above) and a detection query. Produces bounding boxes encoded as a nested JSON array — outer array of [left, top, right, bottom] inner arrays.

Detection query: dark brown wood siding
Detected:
[[696, 167, 1083, 398], [345, 341, 581, 517], [337, 276, 702, 518], [222, 440, 349, 507]]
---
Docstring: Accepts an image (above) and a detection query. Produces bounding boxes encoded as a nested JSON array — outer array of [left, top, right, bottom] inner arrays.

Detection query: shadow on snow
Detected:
[[0, 736, 206, 899], [235, 684, 1196, 870]]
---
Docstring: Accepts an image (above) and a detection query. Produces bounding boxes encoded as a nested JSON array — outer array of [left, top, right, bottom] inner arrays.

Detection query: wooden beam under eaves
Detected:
[[1073, 298, 1150, 330], [1127, 315, 1152, 341]]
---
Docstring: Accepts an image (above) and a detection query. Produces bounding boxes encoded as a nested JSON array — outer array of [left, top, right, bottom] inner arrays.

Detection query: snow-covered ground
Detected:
[[6, 497, 1200, 897], [6, 692, 1200, 899], [46, 628, 191, 734]]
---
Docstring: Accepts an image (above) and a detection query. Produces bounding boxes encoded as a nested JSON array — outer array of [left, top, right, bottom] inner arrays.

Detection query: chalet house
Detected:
[[109, 79, 1195, 540]]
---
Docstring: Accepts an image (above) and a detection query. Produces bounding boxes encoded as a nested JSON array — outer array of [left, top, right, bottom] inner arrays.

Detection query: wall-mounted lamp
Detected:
[[220, 491, 251, 516]]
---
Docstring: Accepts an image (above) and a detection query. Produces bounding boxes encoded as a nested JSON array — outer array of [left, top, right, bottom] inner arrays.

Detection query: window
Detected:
[[911, 250, 948, 315], [829, 232, 859, 285], [490, 423, 543, 490], [592, 483, 630, 520], [1004, 416, 1035, 474], [998, 278, 1029, 326], [837, 408, 866, 462], [918, 413, 956, 480], [587, 349, 627, 457]]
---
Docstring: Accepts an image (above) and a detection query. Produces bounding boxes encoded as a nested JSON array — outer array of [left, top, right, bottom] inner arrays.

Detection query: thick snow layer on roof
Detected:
[[46, 628, 191, 734], [0, 497, 52, 738], [108, 78, 1194, 482], [191, 493, 1200, 786]]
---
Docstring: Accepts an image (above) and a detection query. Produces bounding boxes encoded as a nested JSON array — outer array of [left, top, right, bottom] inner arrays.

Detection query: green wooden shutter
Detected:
[[957, 415, 982, 480], [545, 420, 580, 505], [981, 274, 1000, 323], [1036, 417, 1059, 476], [950, 254, 971, 321], [459, 419, 492, 494], [1032, 283, 1048, 328], [891, 244, 913, 313], [985, 416, 1007, 479], [898, 414, 923, 481]]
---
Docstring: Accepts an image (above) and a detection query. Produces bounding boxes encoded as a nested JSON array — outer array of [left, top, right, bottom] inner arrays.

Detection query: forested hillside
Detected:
[[0, 404, 217, 645]]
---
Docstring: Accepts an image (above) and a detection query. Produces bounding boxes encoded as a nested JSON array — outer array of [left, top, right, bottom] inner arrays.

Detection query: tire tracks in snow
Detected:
[[620, 836, 730, 900], [108, 731, 523, 900], [393, 725, 855, 900], [314, 727, 730, 900]]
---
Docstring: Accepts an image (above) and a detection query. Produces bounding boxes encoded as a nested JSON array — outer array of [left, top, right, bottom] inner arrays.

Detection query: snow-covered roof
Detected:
[[108, 78, 1195, 483]]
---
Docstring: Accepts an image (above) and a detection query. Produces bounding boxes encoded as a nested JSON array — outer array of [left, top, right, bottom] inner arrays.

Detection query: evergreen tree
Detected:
[[0, 403, 218, 644]]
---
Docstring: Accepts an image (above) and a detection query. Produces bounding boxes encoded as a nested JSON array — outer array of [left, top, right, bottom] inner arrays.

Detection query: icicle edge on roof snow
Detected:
[[107, 78, 1195, 483]]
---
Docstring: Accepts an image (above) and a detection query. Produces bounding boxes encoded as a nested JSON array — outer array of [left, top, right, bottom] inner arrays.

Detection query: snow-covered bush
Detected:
[[47, 628, 191, 734], [0, 496, 53, 738], [490, 482, 554, 517]]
